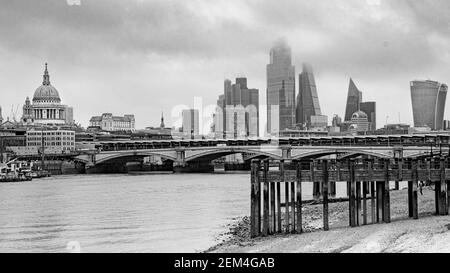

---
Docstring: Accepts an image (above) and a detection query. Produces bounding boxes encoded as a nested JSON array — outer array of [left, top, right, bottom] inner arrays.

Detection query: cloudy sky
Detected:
[[1, 0, 450, 133]]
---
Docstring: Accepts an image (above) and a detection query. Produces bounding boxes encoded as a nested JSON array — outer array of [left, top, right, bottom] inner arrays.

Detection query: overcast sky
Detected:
[[1, 0, 450, 133]]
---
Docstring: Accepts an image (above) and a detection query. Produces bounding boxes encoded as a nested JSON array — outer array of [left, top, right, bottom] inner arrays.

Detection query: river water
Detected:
[[0, 173, 349, 253]]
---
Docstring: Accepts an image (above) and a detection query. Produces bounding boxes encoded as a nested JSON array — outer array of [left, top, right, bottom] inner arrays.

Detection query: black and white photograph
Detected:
[[1, 0, 450, 260]]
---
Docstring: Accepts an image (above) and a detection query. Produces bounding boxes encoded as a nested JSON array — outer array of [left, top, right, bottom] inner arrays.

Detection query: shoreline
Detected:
[[206, 187, 450, 253]]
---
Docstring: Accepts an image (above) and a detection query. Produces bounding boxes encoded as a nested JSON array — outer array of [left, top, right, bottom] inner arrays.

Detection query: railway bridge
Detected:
[[72, 134, 450, 173]]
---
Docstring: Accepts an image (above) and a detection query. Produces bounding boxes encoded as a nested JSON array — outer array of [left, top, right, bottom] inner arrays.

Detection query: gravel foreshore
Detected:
[[205, 187, 450, 253]]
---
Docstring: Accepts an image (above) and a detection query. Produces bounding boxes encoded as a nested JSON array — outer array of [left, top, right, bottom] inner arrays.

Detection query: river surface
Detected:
[[0, 173, 352, 253]]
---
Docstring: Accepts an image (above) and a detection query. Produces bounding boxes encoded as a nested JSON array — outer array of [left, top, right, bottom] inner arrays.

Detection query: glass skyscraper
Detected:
[[410, 80, 448, 130], [344, 78, 362, 122], [296, 63, 322, 128], [266, 39, 295, 135]]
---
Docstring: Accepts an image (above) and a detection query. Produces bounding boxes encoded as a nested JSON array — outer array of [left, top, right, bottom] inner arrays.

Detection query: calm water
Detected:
[[0, 173, 349, 253]]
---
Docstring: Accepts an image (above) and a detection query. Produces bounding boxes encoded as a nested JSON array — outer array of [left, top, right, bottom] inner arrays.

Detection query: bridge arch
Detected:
[[94, 151, 177, 165], [185, 148, 282, 162], [291, 148, 392, 160]]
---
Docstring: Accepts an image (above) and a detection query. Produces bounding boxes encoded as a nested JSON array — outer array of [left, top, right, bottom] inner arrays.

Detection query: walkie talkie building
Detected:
[[410, 80, 448, 130]]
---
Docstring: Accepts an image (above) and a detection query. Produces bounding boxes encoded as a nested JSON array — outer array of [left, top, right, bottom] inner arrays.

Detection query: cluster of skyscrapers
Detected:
[[213, 78, 259, 138], [208, 39, 450, 138]]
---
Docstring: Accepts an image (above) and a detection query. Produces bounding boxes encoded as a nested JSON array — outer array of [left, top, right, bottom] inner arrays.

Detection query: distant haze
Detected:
[[1, 0, 449, 132]]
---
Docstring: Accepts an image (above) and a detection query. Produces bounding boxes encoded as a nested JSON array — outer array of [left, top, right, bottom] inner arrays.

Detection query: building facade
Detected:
[[360, 101, 376, 131], [267, 39, 295, 135], [22, 63, 74, 126], [296, 63, 322, 129], [349, 111, 369, 134], [89, 113, 135, 132], [214, 78, 259, 138], [182, 109, 199, 138], [25, 129, 75, 154], [410, 80, 448, 130]]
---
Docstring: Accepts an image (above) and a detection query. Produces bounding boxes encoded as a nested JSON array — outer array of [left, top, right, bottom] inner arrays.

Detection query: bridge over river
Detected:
[[12, 134, 450, 173]]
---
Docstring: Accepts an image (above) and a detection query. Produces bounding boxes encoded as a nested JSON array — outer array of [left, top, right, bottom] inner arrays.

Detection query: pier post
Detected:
[[322, 160, 329, 231], [312, 161, 320, 199], [356, 181, 361, 226], [285, 163, 290, 233], [447, 179, 450, 215], [368, 160, 376, 224], [270, 175, 276, 234], [277, 160, 284, 233], [250, 160, 261, 238], [349, 159, 357, 227], [290, 178, 296, 233], [363, 181, 368, 225], [376, 181, 383, 223], [412, 159, 419, 219], [408, 181, 413, 217], [262, 160, 270, 236], [383, 158, 391, 223], [296, 161, 303, 233], [438, 157, 447, 215]]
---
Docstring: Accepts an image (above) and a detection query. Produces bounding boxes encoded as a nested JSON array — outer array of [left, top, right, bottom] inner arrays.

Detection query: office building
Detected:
[[89, 113, 135, 132], [215, 78, 259, 138], [266, 39, 295, 135], [296, 63, 322, 129], [410, 80, 448, 130], [182, 109, 199, 138]]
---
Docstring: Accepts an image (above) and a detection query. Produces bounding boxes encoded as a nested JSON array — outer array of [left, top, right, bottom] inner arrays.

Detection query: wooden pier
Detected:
[[250, 157, 450, 238]]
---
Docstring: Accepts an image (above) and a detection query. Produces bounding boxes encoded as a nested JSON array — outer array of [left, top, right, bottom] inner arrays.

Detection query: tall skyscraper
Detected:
[[267, 39, 295, 135], [296, 63, 322, 128], [344, 78, 362, 122], [215, 78, 259, 138], [343, 78, 377, 131], [182, 109, 199, 138], [410, 80, 448, 130]]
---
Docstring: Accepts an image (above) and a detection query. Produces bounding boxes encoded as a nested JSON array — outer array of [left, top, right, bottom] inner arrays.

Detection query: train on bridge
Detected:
[[77, 134, 450, 152]]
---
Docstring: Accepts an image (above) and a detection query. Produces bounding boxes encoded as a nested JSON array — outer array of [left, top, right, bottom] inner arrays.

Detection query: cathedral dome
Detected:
[[32, 63, 61, 103]]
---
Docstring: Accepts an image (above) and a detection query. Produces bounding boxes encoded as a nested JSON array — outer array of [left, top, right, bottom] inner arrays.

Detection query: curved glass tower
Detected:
[[410, 80, 448, 130]]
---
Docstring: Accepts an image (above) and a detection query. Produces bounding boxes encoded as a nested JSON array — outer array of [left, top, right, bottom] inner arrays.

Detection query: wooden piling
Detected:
[[277, 160, 284, 232], [250, 160, 261, 238], [356, 181, 361, 226], [376, 181, 383, 223], [371, 181, 376, 224], [270, 179, 276, 233], [408, 181, 413, 218], [296, 161, 302, 233], [447, 179, 450, 216], [368, 160, 375, 224], [349, 160, 357, 227], [412, 160, 419, 219], [262, 160, 270, 236], [383, 159, 391, 223], [323, 160, 329, 231], [290, 180, 296, 233], [362, 181, 368, 225], [285, 174, 290, 233], [312, 161, 320, 199], [438, 158, 447, 215]]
